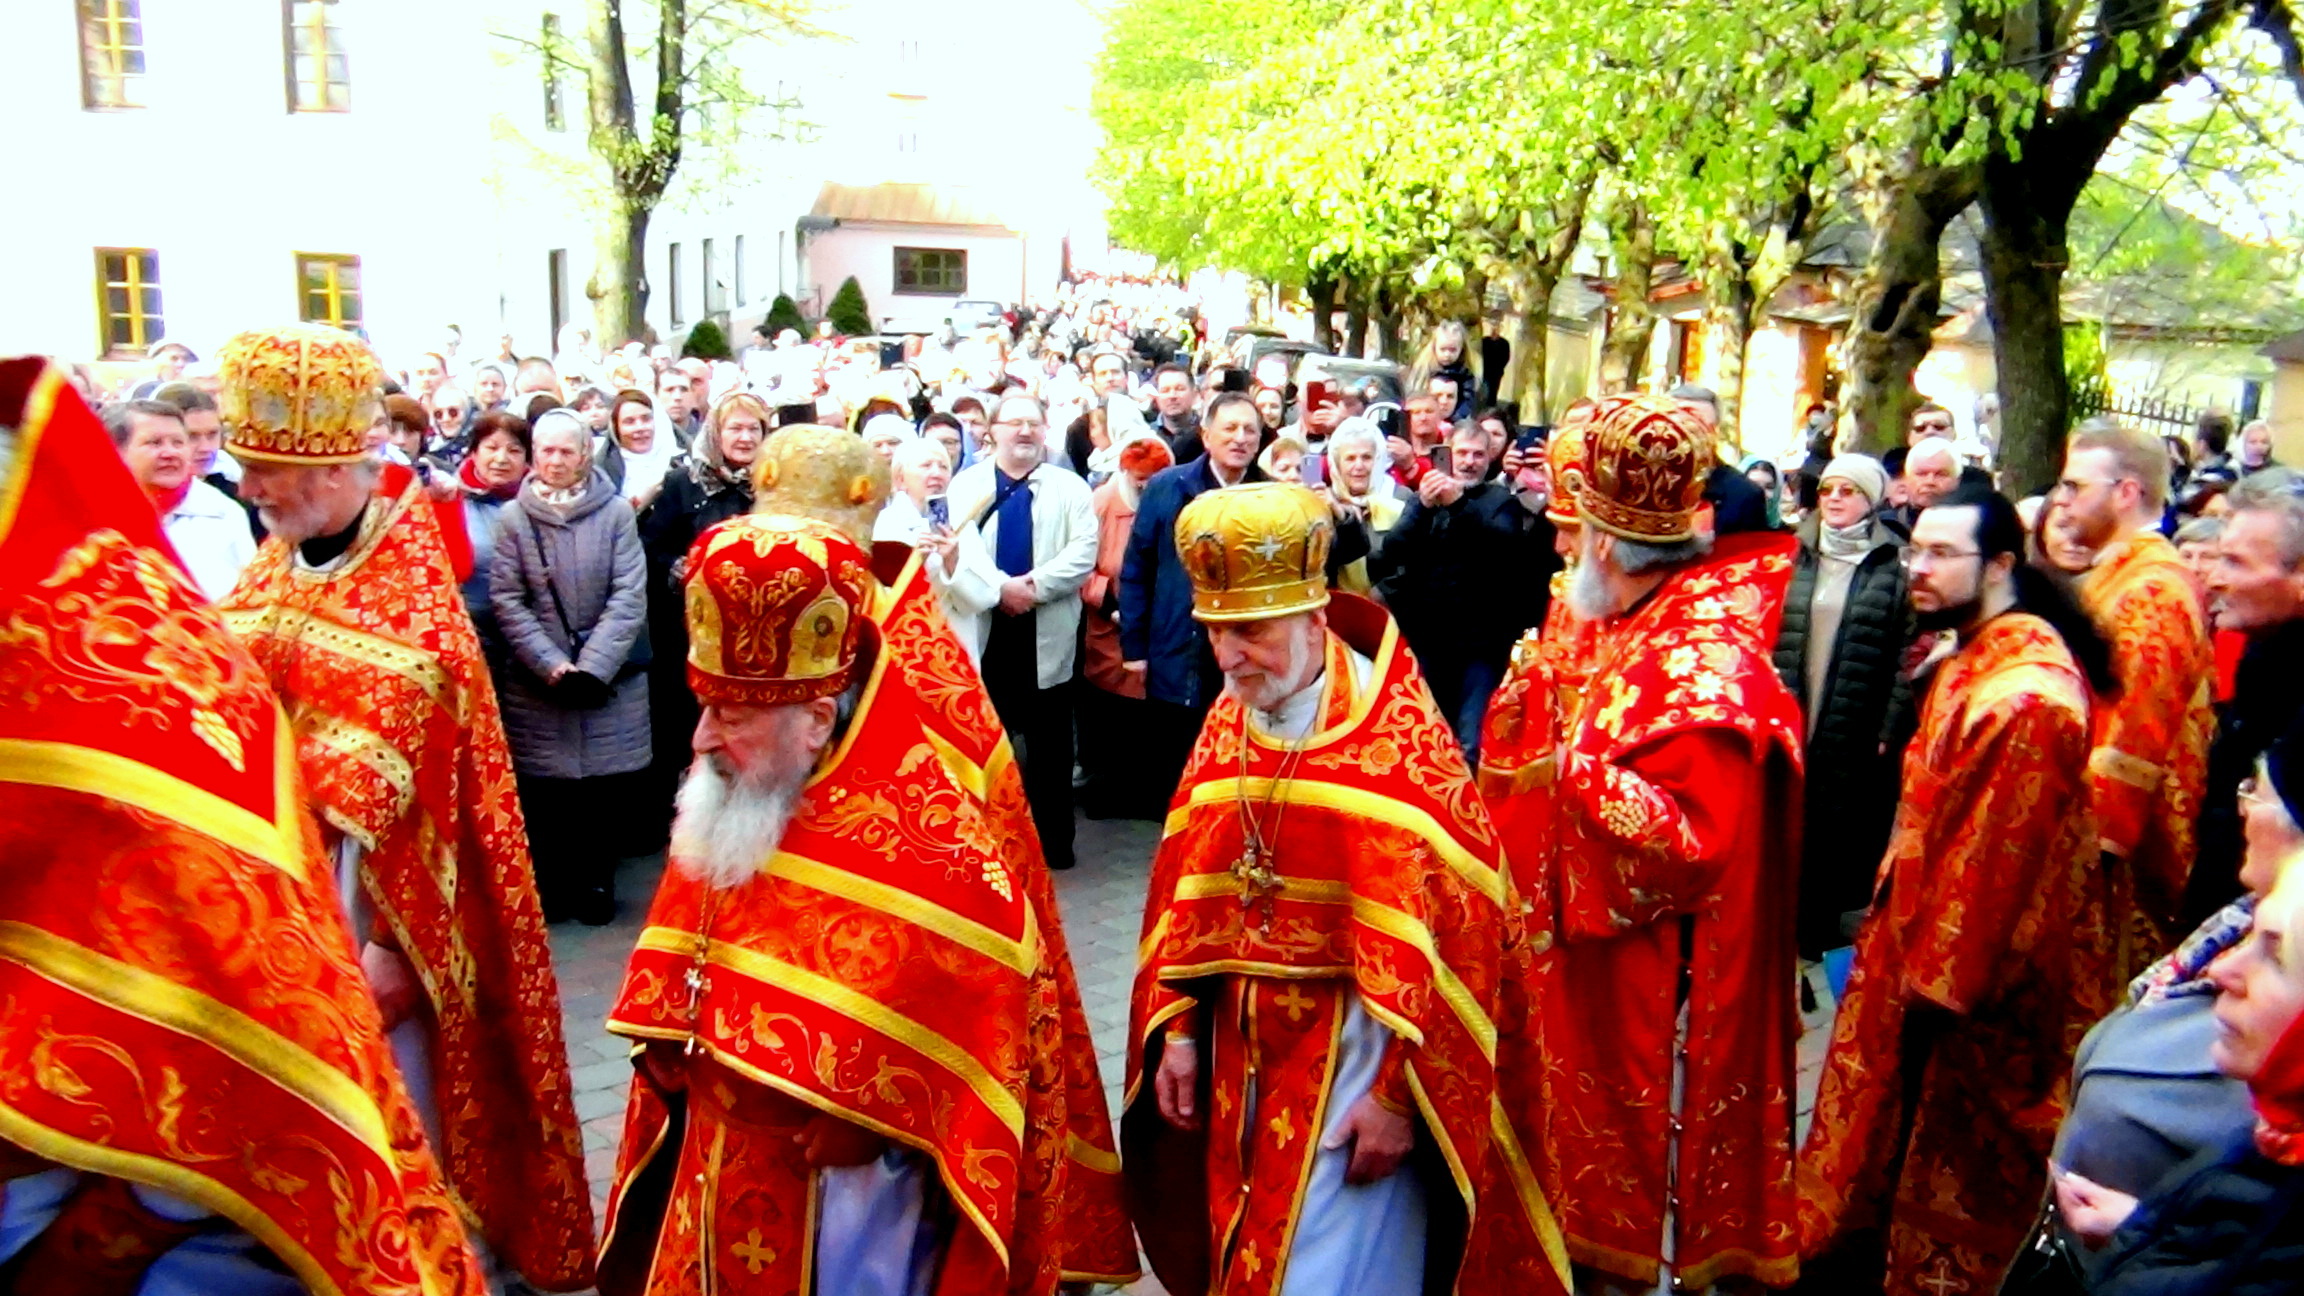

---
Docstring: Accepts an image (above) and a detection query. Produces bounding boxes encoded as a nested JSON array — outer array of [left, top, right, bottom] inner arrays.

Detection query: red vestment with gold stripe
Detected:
[[2077, 532, 2213, 977], [1798, 612, 2115, 1294], [1124, 595, 1570, 1296], [0, 358, 484, 1296], [1480, 531, 1806, 1289], [870, 544, 1137, 1284], [599, 612, 1081, 1295], [220, 481, 596, 1290]]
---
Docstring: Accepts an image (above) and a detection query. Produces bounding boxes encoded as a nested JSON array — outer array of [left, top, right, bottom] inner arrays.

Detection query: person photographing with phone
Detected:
[[1368, 417, 1558, 756]]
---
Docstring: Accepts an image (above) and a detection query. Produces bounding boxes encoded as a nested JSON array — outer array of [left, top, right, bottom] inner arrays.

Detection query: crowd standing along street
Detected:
[[5, 241, 2304, 1296]]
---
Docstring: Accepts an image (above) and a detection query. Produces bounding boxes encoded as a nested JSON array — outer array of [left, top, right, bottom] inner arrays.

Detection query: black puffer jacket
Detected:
[[2090, 1137, 2304, 1295], [1772, 515, 1914, 955]]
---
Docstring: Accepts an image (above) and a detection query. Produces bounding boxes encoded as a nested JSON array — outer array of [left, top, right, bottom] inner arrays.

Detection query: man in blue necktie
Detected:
[[947, 394, 1100, 869]]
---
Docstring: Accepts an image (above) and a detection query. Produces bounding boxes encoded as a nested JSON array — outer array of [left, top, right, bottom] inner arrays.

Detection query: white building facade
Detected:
[[3, 0, 1105, 382]]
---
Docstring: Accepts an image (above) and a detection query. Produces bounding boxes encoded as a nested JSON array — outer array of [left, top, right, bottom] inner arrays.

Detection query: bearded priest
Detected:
[[1124, 482, 1568, 1296], [597, 513, 1083, 1296], [1477, 393, 1806, 1292], [213, 324, 593, 1290], [745, 423, 1138, 1288]]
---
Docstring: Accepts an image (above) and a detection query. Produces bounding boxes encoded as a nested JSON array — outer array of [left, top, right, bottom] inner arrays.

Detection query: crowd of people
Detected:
[[2, 278, 2302, 1296]]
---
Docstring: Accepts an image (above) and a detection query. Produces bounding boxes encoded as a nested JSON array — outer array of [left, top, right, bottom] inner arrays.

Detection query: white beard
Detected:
[[1223, 624, 1318, 713], [670, 755, 804, 891]]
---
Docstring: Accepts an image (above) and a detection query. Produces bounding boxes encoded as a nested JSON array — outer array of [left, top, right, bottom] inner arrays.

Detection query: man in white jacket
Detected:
[[947, 393, 1099, 869]]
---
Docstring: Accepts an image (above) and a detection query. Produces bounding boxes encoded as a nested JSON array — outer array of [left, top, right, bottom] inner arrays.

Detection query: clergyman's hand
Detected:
[[1155, 1035, 1201, 1131], [361, 942, 424, 1033], [1325, 1094, 1414, 1185]]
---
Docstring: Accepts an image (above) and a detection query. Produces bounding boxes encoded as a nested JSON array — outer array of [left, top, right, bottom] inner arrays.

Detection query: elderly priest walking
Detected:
[[1123, 482, 1567, 1296], [597, 513, 1094, 1295]]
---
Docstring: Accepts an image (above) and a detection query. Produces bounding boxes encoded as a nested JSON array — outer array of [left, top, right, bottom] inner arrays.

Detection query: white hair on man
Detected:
[[1907, 437, 1960, 472]]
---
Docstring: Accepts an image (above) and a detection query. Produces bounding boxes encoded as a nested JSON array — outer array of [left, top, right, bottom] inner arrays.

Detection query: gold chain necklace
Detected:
[[1232, 690, 1315, 930]]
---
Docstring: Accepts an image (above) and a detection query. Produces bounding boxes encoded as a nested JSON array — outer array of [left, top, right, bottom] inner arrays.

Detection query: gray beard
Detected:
[[1565, 552, 1619, 621], [670, 755, 805, 891]]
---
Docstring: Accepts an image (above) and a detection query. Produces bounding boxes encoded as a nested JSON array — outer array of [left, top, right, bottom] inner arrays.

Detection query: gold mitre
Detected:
[[750, 423, 890, 545], [1175, 482, 1334, 623], [216, 323, 384, 465]]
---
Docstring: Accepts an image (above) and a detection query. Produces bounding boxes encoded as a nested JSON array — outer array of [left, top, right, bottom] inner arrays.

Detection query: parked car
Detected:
[[1308, 355, 1406, 407], [947, 299, 1007, 333]]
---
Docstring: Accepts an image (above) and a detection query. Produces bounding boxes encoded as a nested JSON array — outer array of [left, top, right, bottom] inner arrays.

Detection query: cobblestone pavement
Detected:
[[546, 811, 1829, 1296]]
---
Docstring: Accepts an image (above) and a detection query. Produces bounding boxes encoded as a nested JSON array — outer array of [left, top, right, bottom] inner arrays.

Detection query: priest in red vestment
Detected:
[[2058, 422, 2214, 977], [1797, 482, 2117, 1294], [212, 324, 595, 1291], [743, 424, 1138, 1286], [1478, 393, 1806, 1291], [1125, 483, 1568, 1296], [0, 357, 484, 1296], [597, 513, 1089, 1295]]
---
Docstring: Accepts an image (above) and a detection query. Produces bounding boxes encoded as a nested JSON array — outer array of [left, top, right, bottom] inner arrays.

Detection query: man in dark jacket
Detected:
[[1147, 362, 1203, 463], [2187, 466, 2304, 926], [1770, 454, 1912, 957], [1371, 419, 1556, 755], [1122, 391, 1266, 801]]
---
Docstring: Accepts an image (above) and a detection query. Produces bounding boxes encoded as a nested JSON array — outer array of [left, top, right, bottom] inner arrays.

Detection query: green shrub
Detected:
[[680, 318, 733, 360], [826, 276, 874, 337], [765, 293, 809, 337]]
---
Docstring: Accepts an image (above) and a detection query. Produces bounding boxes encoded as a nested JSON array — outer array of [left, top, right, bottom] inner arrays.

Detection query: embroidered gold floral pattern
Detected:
[[0, 530, 269, 771]]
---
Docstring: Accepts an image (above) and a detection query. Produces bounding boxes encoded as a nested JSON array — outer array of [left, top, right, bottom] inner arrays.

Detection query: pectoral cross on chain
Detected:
[[1233, 842, 1282, 925], [683, 936, 711, 1056]]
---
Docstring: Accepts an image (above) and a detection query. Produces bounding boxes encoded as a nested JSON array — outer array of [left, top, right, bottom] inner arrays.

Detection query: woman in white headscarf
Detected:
[[607, 389, 679, 510]]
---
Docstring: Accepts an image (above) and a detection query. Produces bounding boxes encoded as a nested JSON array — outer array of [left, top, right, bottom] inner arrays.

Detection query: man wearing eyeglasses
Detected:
[[2187, 466, 2304, 926], [1906, 402, 1955, 446], [1800, 481, 2117, 1293], [946, 394, 1099, 869], [2054, 419, 2214, 977]]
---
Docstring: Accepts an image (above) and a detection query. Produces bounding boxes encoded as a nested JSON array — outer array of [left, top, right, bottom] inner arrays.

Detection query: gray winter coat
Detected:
[[490, 469, 652, 779]]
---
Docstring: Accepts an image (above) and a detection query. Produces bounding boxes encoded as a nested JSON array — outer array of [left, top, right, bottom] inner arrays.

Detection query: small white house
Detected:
[[800, 183, 1066, 330]]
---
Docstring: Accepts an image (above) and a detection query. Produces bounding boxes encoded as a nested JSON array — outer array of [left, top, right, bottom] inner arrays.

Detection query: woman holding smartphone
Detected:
[[876, 436, 990, 664]]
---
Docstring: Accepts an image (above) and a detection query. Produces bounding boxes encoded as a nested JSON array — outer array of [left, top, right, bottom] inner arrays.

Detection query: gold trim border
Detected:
[[632, 929, 1026, 1139], [1165, 777, 1503, 904], [766, 850, 1038, 977], [0, 724, 304, 882], [0, 366, 62, 543], [0, 921, 395, 1156]]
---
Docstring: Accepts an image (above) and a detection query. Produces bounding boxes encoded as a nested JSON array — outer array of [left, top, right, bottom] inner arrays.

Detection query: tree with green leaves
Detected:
[[512, 1, 818, 346]]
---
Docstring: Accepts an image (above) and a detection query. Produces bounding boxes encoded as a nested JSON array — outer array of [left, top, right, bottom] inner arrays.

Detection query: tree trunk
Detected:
[[1703, 280, 1756, 456], [1840, 164, 1976, 454], [1346, 284, 1370, 358], [1308, 272, 1337, 352], [588, 199, 651, 346], [1976, 156, 2076, 497], [1373, 281, 1402, 360], [1599, 202, 1656, 392], [1507, 265, 1559, 419]]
